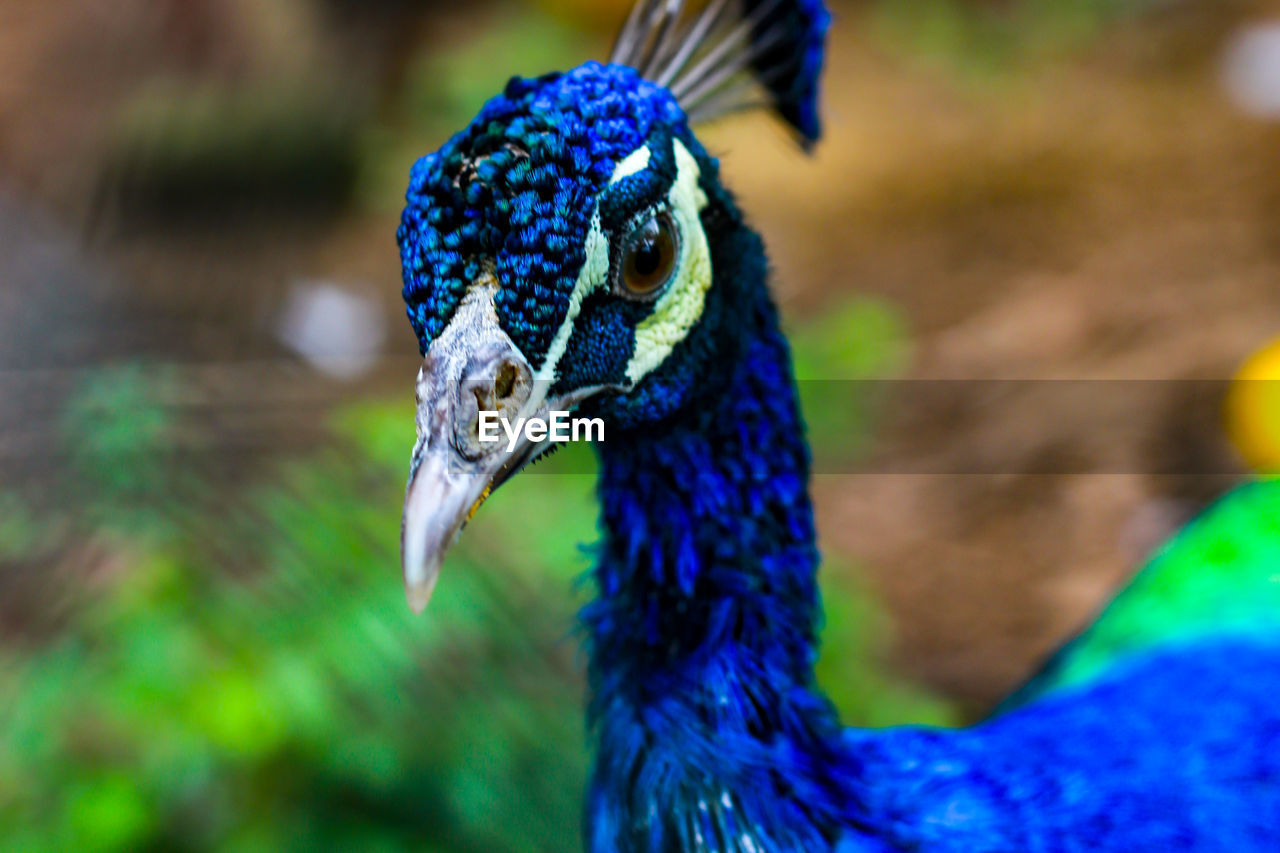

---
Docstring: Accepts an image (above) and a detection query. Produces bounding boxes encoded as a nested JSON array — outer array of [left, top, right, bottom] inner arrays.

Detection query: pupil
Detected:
[[620, 215, 676, 296], [633, 240, 661, 276]]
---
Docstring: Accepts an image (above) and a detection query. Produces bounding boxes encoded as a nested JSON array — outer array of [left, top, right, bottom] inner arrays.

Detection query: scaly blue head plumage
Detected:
[[398, 0, 833, 392], [397, 60, 755, 434], [398, 63, 688, 365]]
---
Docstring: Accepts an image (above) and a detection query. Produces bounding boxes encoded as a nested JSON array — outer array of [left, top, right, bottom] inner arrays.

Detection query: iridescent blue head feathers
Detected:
[[398, 64, 689, 361], [398, 1, 831, 363]]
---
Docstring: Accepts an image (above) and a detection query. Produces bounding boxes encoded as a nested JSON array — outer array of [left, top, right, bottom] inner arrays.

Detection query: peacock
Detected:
[[394, 1, 1280, 850]]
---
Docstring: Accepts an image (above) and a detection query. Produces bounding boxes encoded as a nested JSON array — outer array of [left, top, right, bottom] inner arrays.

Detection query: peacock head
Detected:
[[396, 0, 830, 611]]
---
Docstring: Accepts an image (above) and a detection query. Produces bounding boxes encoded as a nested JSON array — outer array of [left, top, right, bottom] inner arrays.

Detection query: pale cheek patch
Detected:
[[625, 140, 711, 385]]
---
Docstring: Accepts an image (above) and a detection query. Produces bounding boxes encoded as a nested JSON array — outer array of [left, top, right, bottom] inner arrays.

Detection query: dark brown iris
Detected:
[[620, 213, 679, 297]]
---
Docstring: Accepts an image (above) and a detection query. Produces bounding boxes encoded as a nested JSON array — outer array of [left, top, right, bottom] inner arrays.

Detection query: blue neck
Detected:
[[581, 292, 859, 851]]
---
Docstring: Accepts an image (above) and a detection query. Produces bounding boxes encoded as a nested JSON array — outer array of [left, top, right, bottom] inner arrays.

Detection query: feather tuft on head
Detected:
[[609, 0, 830, 147]]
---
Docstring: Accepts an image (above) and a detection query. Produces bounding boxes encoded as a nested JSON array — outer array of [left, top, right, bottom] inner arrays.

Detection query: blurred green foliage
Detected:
[[1, 298, 951, 851], [791, 297, 911, 465], [61, 365, 177, 534], [359, 4, 590, 214], [817, 569, 956, 729], [400, 7, 591, 131], [7, 389, 593, 852], [871, 0, 1139, 76]]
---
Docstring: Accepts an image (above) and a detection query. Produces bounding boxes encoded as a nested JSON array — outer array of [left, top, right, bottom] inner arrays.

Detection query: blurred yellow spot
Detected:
[[1226, 336, 1280, 475]]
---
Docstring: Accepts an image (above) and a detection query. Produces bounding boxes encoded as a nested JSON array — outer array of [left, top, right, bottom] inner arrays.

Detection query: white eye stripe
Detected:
[[535, 142, 664, 385], [610, 145, 653, 184], [538, 139, 710, 387], [535, 209, 607, 385]]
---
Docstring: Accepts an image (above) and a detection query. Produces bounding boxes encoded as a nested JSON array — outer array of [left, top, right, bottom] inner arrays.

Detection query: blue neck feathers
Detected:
[[581, 261, 860, 851], [568, 182, 1280, 853]]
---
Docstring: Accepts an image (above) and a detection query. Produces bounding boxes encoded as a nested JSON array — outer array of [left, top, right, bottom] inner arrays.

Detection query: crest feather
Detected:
[[609, 0, 831, 147]]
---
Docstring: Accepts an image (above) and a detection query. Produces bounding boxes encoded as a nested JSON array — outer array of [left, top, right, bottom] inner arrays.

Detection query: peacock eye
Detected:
[[618, 212, 679, 298]]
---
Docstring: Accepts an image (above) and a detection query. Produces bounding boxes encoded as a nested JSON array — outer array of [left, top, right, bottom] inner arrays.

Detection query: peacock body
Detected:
[[394, 2, 1280, 849]]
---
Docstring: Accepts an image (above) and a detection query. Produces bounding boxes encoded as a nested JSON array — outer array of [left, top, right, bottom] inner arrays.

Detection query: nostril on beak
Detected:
[[494, 361, 517, 401], [452, 349, 533, 459]]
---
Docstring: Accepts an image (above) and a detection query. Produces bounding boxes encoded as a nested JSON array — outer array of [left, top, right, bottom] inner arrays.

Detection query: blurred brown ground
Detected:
[[6, 0, 1280, 712]]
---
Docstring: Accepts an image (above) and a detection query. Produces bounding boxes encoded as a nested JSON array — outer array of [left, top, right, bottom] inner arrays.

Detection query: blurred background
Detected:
[[4, 0, 1280, 849]]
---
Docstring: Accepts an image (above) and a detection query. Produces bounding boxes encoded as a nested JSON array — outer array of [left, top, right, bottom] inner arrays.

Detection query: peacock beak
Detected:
[[401, 276, 628, 612], [401, 279, 542, 613]]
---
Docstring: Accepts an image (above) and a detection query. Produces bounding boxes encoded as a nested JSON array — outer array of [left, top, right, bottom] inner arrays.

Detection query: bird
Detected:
[[394, 1, 1280, 850]]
